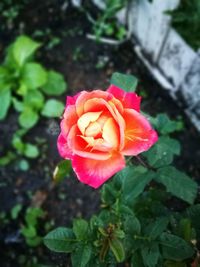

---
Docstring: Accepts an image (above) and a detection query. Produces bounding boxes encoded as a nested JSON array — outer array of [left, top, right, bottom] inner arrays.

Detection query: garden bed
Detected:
[[0, 2, 200, 266]]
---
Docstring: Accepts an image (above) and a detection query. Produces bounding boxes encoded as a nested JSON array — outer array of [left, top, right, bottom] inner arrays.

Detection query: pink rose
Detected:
[[57, 85, 158, 188]]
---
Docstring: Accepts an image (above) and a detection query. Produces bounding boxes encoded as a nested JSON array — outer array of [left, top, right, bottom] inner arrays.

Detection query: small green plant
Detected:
[[85, 0, 128, 41], [33, 29, 61, 50], [21, 207, 45, 247], [0, 0, 30, 30], [0, 35, 67, 163], [168, 0, 200, 50], [44, 73, 199, 267]]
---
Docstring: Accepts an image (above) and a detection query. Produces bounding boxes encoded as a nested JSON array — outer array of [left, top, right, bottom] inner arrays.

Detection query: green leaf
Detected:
[[19, 108, 39, 129], [53, 160, 71, 183], [17, 82, 28, 96], [110, 72, 138, 92], [155, 166, 197, 204], [0, 151, 16, 166], [152, 113, 184, 134], [12, 135, 25, 154], [18, 159, 30, 171], [71, 245, 92, 267], [42, 70, 67, 96], [159, 233, 194, 261], [11, 204, 23, 220], [109, 238, 125, 262], [12, 97, 24, 112], [24, 143, 39, 158], [21, 225, 37, 238], [124, 215, 141, 236], [145, 217, 169, 239], [0, 66, 10, 85], [120, 166, 153, 203], [41, 99, 64, 118], [13, 35, 40, 67], [123, 215, 141, 253], [164, 260, 187, 267], [22, 63, 47, 90], [0, 87, 11, 120], [73, 219, 88, 240], [24, 90, 44, 110], [26, 236, 42, 247], [44, 227, 76, 253], [141, 243, 160, 267], [25, 207, 44, 226], [131, 252, 145, 267], [143, 136, 181, 168], [186, 204, 200, 237], [177, 218, 192, 242], [101, 183, 119, 205]]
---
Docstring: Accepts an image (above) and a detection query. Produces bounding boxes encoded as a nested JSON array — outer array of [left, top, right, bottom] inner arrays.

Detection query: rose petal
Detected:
[[83, 98, 125, 150], [85, 121, 101, 137], [61, 105, 78, 137], [68, 125, 111, 160], [80, 136, 113, 152], [107, 85, 141, 111], [102, 117, 119, 148], [77, 111, 102, 135], [66, 92, 81, 106], [122, 108, 158, 155], [72, 153, 125, 188], [57, 133, 72, 159]]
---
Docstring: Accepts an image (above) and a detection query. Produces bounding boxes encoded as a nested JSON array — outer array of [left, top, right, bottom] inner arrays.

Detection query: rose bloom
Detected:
[[57, 85, 158, 188]]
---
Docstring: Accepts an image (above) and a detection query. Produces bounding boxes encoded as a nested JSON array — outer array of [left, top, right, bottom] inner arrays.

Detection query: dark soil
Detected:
[[0, 1, 200, 266]]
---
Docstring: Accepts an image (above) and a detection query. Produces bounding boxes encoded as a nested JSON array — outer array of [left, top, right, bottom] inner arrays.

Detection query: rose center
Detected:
[[85, 121, 102, 137]]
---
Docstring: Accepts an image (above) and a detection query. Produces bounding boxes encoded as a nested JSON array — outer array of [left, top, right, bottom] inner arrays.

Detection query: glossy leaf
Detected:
[[73, 219, 88, 240], [109, 238, 125, 263], [110, 72, 138, 92], [156, 167, 197, 204], [143, 136, 181, 168], [152, 113, 184, 134], [141, 243, 160, 267], [145, 217, 169, 239], [44, 227, 76, 253], [121, 166, 154, 203], [159, 233, 194, 261], [186, 204, 200, 237], [131, 252, 145, 267], [71, 244, 92, 267]]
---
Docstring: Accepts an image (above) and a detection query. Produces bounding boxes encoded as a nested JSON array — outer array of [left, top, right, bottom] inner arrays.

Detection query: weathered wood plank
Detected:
[[158, 29, 196, 91], [145, 0, 180, 62]]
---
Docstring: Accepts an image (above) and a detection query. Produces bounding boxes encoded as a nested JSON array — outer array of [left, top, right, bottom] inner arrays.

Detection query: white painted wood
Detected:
[[71, 0, 82, 7], [128, 0, 179, 62], [127, 0, 139, 38], [134, 0, 151, 47], [93, 0, 105, 10], [158, 29, 196, 91], [116, 7, 127, 25], [180, 53, 200, 109], [144, 0, 180, 62]]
